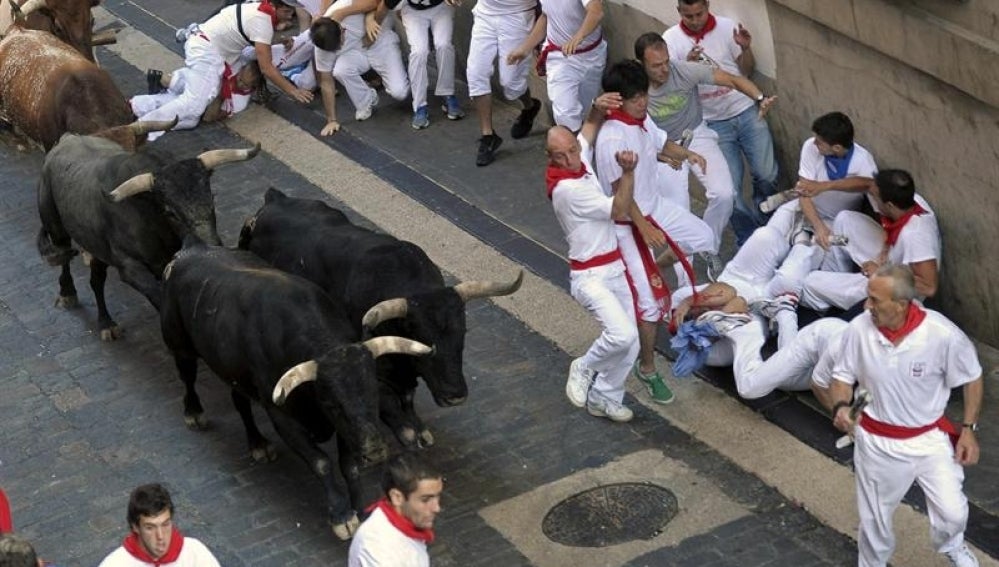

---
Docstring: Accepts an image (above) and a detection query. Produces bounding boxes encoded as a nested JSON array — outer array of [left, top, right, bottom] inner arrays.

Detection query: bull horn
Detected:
[[18, 0, 44, 17], [129, 117, 179, 136], [110, 173, 155, 202], [8, 0, 23, 21], [198, 142, 262, 170], [361, 298, 408, 331], [272, 360, 318, 405], [363, 336, 433, 359], [90, 29, 118, 46], [453, 269, 524, 302]]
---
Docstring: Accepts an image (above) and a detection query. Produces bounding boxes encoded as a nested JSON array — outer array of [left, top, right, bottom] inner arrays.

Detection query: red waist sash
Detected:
[[570, 248, 621, 271], [536, 33, 603, 77], [859, 412, 958, 446]]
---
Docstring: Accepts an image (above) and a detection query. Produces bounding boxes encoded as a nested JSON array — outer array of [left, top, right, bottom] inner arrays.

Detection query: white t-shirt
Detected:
[[313, 0, 367, 72], [831, 310, 982, 427], [798, 138, 877, 222], [98, 538, 220, 567], [663, 15, 753, 122], [348, 507, 430, 567], [295, 0, 323, 15], [473, 0, 536, 17], [594, 116, 667, 214], [541, 0, 601, 48], [884, 194, 940, 266], [552, 137, 619, 263], [200, 2, 276, 64]]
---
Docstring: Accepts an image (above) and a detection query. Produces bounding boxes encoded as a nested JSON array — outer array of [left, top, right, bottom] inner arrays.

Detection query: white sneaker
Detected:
[[697, 310, 752, 335], [700, 252, 724, 283], [354, 90, 379, 121], [586, 391, 633, 422], [759, 188, 800, 214], [946, 544, 979, 567], [749, 293, 799, 320], [565, 357, 593, 408]]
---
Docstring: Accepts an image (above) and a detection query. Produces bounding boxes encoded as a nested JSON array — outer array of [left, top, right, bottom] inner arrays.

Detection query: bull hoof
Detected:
[[54, 295, 79, 309], [184, 413, 209, 430], [331, 514, 360, 540], [250, 443, 278, 463], [417, 429, 435, 448], [99, 326, 121, 342]]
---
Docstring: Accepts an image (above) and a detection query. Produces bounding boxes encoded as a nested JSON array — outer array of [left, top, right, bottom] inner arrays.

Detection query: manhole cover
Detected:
[[542, 482, 678, 547]]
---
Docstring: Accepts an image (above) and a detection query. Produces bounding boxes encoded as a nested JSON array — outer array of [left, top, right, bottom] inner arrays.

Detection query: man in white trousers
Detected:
[[465, 0, 541, 166], [131, 0, 313, 141], [311, 0, 409, 135], [801, 169, 940, 313], [823, 264, 982, 567], [663, 0, 780, 245], [550, 92, 640, 422], [635, 32, 776, 273], [396, 0, 464, 130], [507, 0, 605, 132], [594, 59, 718, 406]]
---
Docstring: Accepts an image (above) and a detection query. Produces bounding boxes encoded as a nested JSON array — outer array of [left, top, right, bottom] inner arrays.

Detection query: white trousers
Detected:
[[132, 35, 224, 141], [801, 211, 886, 311], [657, 122, 735, 251], [854, 427, 970, 566], [544, 41, 606, 131], [333, 31, 410, 111], [717, 317, 844, 399], [618, 199, 716, 322], [571, 263, 640, 404], [401, 2, 456, 110], [466, 10, 534, 99]]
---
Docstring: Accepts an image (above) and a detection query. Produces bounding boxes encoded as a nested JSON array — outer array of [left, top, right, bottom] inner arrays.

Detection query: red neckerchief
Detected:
[[368, 498, 435, 544], [879, 203, 927, 246], [877, 302, 926, 344], [617, 216, 697, 326], [679, 13, 717, 43], [256, 0, 278, 26], [0, 488, 12, 533], [546, 163, 588, 199], [122, 526, 184, 565], [605, 109, 646, 131]]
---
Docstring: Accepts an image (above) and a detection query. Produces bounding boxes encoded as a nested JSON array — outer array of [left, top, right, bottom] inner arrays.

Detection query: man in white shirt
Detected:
[[663, 0, 779, 245], [131, 0, 313, 141], [821, 264, 982, 567], [550, 92, 641, 422], [98, 484, 220, 567], [348, 453, 443, 567], [800, 169, 940, 312], [507, 0, 606, 133]]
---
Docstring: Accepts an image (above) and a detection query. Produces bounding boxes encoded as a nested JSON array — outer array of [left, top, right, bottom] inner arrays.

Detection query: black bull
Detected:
[[238, 188, 523, 447], [160, 241, 432, 539]]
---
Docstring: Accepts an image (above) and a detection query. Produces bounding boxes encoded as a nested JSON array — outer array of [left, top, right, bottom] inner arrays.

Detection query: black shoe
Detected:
[[146, 69, 164, 94], [510, 98, 541, 139], [476, 134, 503, 167]]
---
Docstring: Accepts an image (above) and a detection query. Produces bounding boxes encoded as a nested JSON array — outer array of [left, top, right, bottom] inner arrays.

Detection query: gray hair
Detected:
[[875, 263, 917, 302], [0, 534, 38, 567]]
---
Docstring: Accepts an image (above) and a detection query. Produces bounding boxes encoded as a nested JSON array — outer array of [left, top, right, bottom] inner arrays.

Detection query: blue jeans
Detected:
[[707, 105, 779, 245]]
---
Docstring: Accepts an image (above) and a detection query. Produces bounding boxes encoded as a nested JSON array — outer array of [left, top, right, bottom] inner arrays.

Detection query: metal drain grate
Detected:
[[542, 482, 679, 548]]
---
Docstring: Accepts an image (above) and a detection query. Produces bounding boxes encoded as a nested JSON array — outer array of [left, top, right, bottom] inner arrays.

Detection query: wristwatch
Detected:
[[964, 422, 979, 432], [755, 93, 766, 105]]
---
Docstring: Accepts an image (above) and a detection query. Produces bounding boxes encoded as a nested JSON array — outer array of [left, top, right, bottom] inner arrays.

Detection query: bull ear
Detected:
[[110, 173, 155, 201], [198, 142, 261, 170], [363, 336, 433, 359], [453, 269, 524, 302], [272, 360, 318, 405], [361, 298, 408, 334]]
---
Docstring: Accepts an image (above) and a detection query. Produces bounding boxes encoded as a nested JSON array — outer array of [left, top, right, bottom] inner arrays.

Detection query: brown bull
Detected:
[[0, 27, 133, 150], [0, 0, 102, 61]]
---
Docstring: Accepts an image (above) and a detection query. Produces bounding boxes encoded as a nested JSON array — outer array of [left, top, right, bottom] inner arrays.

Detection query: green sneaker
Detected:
[[632, 362, 675, 405]]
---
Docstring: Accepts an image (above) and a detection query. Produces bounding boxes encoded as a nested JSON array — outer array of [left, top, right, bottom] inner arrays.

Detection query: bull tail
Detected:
[[36, 227, 78, 266]]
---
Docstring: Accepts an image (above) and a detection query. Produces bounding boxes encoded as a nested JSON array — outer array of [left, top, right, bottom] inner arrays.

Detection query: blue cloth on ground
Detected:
[[670, 320, 721, 378]]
